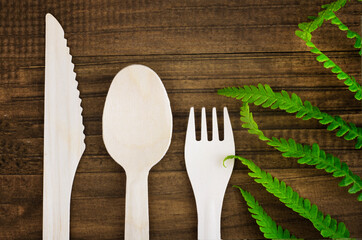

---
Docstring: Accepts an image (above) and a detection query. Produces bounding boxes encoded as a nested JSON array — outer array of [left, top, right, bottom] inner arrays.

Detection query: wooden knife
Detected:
[[43, 13, 85, 240]]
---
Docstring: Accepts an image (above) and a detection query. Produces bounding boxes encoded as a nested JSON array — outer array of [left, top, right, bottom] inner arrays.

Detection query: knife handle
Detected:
[[43, 171, 72, 240], [125, 170, 149, 240]]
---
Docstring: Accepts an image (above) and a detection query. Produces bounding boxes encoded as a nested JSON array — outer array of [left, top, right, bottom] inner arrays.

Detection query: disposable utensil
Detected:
[[43, 13, 85, 240], [185, 107, 235, 240], [102, 64, 173, 240]]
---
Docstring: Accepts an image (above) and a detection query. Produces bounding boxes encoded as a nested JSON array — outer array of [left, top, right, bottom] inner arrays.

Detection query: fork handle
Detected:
[[125, 170, 149, 240], [196, 198, 222, 240]]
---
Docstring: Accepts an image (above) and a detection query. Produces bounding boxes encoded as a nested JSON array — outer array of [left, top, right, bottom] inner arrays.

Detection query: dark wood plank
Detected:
[[3, 130, 362, 165], [0, 0, 361, 239], [0, 1, 361, 60], [0, 170, 361, 239], [2, 52, 361, 87]]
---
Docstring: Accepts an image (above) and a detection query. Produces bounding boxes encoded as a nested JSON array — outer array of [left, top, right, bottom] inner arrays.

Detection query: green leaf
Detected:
[[339, 176, 354, 186], [234, 186, 297, 239], [323, 60, 335, 68], [306, 41, 316, 47], [327, 120, 340, 131], [319, 115, 334, 124], [327, 13, 362, 53], [338, 24, 348, 31], [344, 77, 354, 86], [331, 66, 342, 73], [331, 17, 342, 25], [316, 54, 329, 62], [303, 31, 312, 41], [235, 101, 362, 201], [239, 103, 270, 142], [298, 22, 310, 31], [219, 84, 362, 149], [346, 30, 357, 39], [354, 38, 361, 48], [337, 222, 350, 238], [337, 72, 349, 80], [336, 125, 349, 137], [312, 143, 320, 157], [355, 90, 362, 100], [310, 47, 321, 54], [228, 156, 351, 238], [323, 11, 336, 20], [356, 137, 362, 149], [348, 183, 361, 194], [307, 42, 362, 100], [295, 30, 307, 41], [309, 21, 321, 32], [349, 83, 359, 92]]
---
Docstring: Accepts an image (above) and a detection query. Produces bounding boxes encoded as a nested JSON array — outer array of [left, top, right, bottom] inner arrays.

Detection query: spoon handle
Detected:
[[125, 171, 149, 240]]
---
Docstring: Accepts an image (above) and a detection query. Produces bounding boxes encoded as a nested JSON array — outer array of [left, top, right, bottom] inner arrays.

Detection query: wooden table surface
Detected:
[[0, 0, 361, 239]]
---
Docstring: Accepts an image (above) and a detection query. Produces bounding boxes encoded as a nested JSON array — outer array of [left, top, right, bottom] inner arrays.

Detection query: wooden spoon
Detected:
[[102, 64, 173, 239]]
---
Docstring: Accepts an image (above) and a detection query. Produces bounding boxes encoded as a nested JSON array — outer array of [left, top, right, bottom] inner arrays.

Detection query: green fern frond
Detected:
[[327, 13, 361, 55], [218, 84, 362, 149], [296, 0, 348, 35], [239, 103, 362, 201], [224, 155, 351, 239], [240, 103, 269, 141], [301, 41, 362, 100], [295, 0, 362, 100], [234, 186, 297, 239]]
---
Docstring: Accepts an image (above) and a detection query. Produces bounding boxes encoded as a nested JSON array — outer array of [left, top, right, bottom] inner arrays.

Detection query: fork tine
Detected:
[[223, 107, 233, 141], [212, 107, 219, 141], [186, 107, 196, 141], [201, 107, 208, 141]]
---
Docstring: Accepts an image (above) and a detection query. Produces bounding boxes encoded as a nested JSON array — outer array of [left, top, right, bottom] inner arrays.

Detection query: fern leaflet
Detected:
[[296, 40, 362, 100], [234, 186, 297, 239], [224, 155, 351, 239], [295, 0, 362, 100], [327, 13, 361, 55], [218, 84, 362, 149], [297, 0, 348, 34], [239, 102, 362, 201]]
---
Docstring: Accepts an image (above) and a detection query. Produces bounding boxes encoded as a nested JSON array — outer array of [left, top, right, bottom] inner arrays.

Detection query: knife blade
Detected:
[[43, 13, 85, 240]]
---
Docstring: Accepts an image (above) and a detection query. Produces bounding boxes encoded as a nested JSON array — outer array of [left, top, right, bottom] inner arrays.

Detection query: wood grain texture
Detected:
[[0, 0, 361, 239]]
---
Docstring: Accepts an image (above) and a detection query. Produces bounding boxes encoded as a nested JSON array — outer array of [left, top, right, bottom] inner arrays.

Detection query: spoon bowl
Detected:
[[103, 64, 172, 239]]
